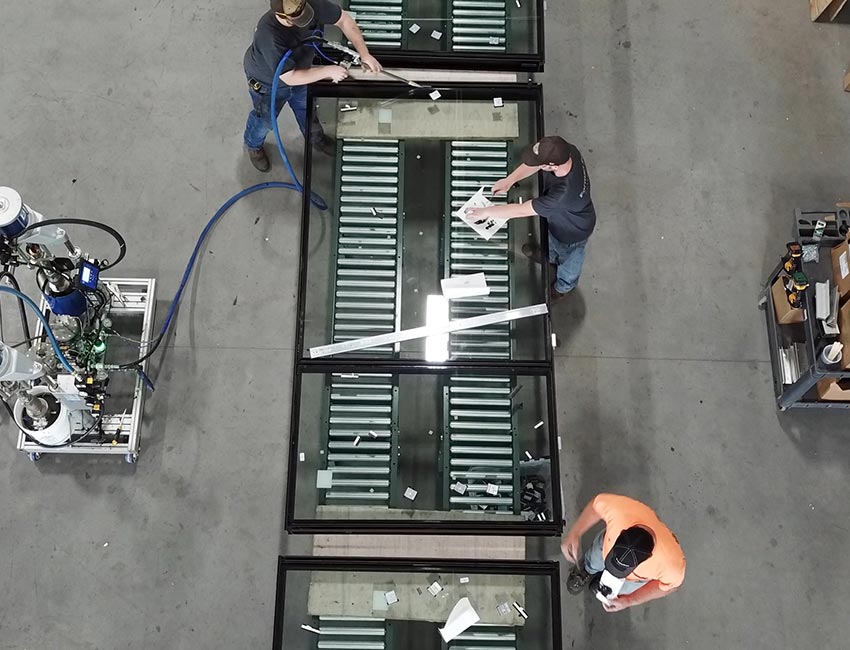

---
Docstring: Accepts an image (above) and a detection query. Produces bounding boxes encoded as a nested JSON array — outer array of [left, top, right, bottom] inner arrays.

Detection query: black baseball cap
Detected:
[[521, 136, 573, 167], [271, 0, 315, 27], [604, 526, 654, 578]]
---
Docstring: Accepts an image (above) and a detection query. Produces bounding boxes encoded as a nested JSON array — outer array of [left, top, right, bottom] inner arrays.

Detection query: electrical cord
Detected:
[[18, 218, 127, 271], [0, 286, 74, 373], [0, 272, 32, 342]]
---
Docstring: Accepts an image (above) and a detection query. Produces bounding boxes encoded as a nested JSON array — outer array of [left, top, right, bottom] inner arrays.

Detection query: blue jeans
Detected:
[[243, 80, 324, 150], [548, 235, 587, 295], [584, 530, 648, 596]]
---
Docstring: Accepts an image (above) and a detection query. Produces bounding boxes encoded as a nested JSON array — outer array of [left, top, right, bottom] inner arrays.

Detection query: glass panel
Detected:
[[277, 565, 557, 650], [292, 370, 556, 525], [301, 88, 548, 362], [324, 0, 540, 59]]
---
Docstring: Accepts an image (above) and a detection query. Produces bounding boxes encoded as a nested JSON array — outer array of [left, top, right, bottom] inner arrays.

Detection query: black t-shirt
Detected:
[[531, 145, 596, 244], [243, 1, 343, 86]]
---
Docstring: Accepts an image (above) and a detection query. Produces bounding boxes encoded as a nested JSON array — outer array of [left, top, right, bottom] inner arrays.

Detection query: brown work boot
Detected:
[[246, 146, 270, 172], [567, 564, 593, 595], [522, 243, 547, 264], [550, 285, 568, 303]]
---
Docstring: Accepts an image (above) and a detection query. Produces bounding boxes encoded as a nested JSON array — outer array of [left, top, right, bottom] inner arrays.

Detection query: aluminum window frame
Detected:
[[287, 80, 561, 536], [272, 555, 563, 650]]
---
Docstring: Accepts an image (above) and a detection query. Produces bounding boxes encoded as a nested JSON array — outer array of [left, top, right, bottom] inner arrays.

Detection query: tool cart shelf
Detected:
[[763, 208, 850, 410]]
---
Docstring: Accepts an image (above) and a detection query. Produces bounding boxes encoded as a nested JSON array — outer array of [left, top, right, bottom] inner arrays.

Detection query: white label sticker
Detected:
[[404, 487, 418, 501], [493, 97, 504, 108], [299, 452, 305, 462], [840, 251, 849, 279], [385, 590, 399, 605], [486, 483, 499, 496], [428, 581, 443, 596], [431, 30, 443, 40], [429, 90, 442, 101], [409, 23, 421, 33], [316, 469, 333, 489], [459, 576, 470, 584], [451, 482, 467, 494]]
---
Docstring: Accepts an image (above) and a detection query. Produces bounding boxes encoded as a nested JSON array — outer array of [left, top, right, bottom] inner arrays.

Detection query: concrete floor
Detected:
[[1, 0, 849, 649]]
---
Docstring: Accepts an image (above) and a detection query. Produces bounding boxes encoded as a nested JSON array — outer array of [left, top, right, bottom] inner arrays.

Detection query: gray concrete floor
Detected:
[[1, 0, 849, 649]]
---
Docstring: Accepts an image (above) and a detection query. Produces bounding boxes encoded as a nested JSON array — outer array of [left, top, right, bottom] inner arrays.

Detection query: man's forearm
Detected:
[[617, 581, 674, 608], [483, 202, 537, 220], [565, 500, 603, 540], [506, 163, 539, 185], [339, 13, 370, 58], [281, 67, 329, 86]]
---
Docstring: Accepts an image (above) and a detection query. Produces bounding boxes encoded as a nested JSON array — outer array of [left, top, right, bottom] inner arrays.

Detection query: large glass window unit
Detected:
[[273, 557, 563, 650], [288, 81, 560, 535], [323, 0, 545, 71]]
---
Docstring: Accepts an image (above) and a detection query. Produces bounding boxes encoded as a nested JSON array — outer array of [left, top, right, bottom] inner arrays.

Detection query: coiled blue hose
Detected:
[[119, 45, 333, 389]]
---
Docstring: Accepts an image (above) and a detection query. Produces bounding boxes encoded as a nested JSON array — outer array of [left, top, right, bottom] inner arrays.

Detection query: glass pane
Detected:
[[292, 370, 556, 525], [301, 89, 548, 362], [325, 0, 540, 58], [277, 566, 557, 650]]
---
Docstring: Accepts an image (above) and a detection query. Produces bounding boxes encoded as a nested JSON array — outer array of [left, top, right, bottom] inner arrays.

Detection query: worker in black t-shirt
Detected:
[[243, 0, 382, 172], [464, 136, 596, 303]]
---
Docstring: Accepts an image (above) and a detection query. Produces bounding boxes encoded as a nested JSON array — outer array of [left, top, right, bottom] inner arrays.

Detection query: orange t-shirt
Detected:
[[592, 493, 686, 591]]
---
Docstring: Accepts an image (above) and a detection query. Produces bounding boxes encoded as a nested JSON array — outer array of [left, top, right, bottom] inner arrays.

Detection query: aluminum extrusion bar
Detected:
[[309, 304, 548, 358]]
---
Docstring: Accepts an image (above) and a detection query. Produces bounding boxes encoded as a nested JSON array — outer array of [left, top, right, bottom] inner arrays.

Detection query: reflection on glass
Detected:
[[278, 566, 557, 650], [295, 371, 555, 524], [333, 0, 539, 55], [301, 93, 547, 361]]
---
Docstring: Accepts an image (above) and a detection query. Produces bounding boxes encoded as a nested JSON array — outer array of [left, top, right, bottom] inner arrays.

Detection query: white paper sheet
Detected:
[[439, 597, 480, 643], [456, 187, 507, 240], [441, 273, 490, 299]]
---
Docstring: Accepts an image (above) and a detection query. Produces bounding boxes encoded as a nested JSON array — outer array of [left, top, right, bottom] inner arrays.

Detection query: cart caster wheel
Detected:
[[28, 452, 42, 462], [125, 453, 138, 464]]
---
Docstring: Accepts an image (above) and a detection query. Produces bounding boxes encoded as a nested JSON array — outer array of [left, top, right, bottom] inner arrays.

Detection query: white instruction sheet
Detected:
[[441, 272, 490, 299], [439, 597, 480, 642], [455, 187, 508, 241]]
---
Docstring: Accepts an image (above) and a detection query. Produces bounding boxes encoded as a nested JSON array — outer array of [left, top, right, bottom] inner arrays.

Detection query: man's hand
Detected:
[[602, 598, 630, 613], [325, 66, 349, 83], [360, 54, 382, 73], [491, 177, 513, 195], [560, 535, 580, 564], [463, 207, 489, 222]]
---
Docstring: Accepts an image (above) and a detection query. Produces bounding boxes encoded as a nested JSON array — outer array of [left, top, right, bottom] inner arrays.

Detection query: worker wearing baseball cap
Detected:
[[561, 493, 686, 612], [243, 0, 382, 172], [464, 135, 595, 302]]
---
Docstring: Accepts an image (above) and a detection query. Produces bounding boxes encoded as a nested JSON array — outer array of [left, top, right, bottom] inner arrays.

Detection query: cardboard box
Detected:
[[840, 301, 850, 368], [832, 237, 850, 302], [816, 377, 850, 401], [771, 277, 805, 325]]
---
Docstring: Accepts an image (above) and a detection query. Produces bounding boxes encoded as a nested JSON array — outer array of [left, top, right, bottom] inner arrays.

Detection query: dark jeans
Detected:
[[243, 80, 324, 150]]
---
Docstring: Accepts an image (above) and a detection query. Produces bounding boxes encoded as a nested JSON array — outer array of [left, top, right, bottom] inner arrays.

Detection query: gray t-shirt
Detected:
[[243, 1, 343, 86], [531, 145, 596, 244]]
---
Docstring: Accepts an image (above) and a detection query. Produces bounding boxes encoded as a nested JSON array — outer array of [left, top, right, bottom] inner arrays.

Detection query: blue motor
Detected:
[[0, 187, 32, 239], [45, 288, 88, 317], [37, 265, 89, 318]]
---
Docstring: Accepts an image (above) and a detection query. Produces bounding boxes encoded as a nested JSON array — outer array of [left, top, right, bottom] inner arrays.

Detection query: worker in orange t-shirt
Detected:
[[561, 493, 686, 612]]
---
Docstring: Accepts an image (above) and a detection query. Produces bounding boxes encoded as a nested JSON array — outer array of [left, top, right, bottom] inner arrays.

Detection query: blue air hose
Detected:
[[270, 49, 329, 210], [118, 45, 331, 384]]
